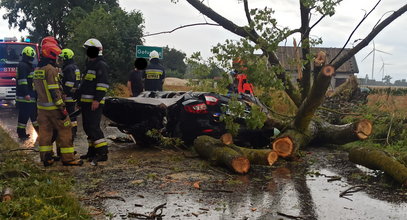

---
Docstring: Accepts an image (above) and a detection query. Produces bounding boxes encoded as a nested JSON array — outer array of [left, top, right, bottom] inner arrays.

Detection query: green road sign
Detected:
[[136, 45, 163, 59]]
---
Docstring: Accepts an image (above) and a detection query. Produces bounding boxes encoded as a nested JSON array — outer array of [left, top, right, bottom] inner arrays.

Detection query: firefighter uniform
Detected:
[[16, 52, 38, 138], [144, 51, 165, 91], [77, 56, 109, 163], [60, 58, 81, 138], [33, 57, 81, 166]]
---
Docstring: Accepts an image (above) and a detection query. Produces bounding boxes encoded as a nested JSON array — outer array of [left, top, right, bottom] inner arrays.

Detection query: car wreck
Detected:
[[103, 91, 275, 147]]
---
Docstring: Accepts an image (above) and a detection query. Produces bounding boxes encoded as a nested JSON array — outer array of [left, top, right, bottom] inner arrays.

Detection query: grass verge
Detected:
[[0, 126, 90, 219]]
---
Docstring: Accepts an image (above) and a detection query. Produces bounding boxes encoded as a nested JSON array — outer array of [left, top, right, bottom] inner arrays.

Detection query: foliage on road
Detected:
[[0, 127, 89, 219]]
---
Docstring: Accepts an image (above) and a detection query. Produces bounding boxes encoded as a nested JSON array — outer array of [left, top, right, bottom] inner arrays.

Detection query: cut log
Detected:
[[329, 75, 359, 99], [349, 147, 407, 186], [220, 133, 233, 145], [230, 145, 279, 166], [193, 136, 250, 174], [272, 136, 294, 158], [314, 119, 373, 144], [2, 187, 12, 202], [272, 119, 372, 158]]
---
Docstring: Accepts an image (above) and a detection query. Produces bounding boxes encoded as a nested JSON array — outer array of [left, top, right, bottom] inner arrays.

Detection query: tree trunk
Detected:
[[349, 147, 407, 186], [193, 136, 250, 174], [229, 145, 279, 166], [272, 119, 373, 158]]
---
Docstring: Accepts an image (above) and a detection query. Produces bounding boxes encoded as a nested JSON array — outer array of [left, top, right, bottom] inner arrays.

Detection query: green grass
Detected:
[[0, 126, 90, 219]]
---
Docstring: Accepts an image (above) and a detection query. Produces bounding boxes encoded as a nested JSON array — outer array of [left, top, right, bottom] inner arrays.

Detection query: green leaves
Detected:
[[66, 6, 144, 82]]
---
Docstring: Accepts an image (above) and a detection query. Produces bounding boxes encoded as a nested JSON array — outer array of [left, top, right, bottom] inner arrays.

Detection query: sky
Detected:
[[1, 0, 406, 81]]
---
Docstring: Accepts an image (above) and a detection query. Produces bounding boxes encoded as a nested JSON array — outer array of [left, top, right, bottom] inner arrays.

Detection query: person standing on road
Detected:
[[59, 48, 81, 139], [77, 38, 110, 166], [16, 46, 38, 139], [33, 42, 83, 167], [144, 50, 165, 91], [127, 58, 147, 97]]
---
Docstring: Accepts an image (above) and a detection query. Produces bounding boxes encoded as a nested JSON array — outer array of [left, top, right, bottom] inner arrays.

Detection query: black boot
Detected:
[[43, 153, 55, 167], [90, 147, 108, 166], [80, 147, 95, 161], [17, 128, 30, 139]]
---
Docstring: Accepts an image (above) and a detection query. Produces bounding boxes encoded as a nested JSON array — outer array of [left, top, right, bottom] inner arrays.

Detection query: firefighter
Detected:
[[33, 42, 83, 167], [144, 50, 165, 91], [77, 38, 109, 166], [16, 46, 38, 139], [59, 48, 81, 139]]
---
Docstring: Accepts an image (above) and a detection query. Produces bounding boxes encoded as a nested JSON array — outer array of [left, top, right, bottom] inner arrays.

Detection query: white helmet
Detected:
[[83, 38, 103, 56], [149, 50, 160, 59]]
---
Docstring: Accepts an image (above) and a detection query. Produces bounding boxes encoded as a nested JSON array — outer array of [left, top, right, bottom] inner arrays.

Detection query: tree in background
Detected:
[[161, 46, 187, 78], [66, 7, 144, 82], [0, 0, 118, 44]]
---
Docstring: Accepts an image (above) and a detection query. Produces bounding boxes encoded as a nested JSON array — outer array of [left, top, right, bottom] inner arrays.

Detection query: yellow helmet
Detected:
[[59, 48, 75, 60], [22, 46, 36, 58]]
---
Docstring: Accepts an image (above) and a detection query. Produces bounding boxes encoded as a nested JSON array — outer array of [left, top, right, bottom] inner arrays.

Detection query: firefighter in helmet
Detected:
[[16, 46, 38, 139], [59, 48, 81, 139], [144, 50, 165, 91], [33, 40, 83, 167], [77, 38, 110, 166]]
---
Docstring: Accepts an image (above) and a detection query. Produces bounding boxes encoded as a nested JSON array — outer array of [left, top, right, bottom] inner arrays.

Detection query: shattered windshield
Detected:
[[0, 43, 38, 65]]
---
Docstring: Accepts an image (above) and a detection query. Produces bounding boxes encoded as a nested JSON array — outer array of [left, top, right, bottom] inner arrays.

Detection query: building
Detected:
[[276, 46, 359, 88]]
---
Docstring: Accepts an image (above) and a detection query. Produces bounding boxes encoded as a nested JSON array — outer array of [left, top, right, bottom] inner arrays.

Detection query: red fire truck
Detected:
[[0, 37, 40, 102]]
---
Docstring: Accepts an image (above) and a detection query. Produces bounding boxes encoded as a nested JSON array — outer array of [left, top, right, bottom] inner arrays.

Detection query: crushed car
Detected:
[[103, 91, 275, 147]]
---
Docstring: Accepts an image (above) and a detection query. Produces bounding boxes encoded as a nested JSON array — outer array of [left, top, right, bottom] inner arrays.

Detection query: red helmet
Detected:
[[40, 36, 60, 47], [41, 43, 62, 60]]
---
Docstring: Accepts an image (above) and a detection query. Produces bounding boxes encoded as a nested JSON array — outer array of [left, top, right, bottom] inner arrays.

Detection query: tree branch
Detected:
[[332, 3, 407, 69], [143, 22, 220, 37], [330, 0, 382, 64], [243, 0, 252, 25]]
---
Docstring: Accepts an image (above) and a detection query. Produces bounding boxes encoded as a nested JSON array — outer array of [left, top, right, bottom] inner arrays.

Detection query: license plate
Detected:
[[0, 67, 17, 72]]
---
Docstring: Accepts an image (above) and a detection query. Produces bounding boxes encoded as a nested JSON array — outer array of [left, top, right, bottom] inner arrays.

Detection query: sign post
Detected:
[[136, 45, 163, 59]]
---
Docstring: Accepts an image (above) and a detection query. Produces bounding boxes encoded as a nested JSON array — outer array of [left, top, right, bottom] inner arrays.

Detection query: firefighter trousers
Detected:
[[37, 109, 75, 162], [81, 103, 108, 155], [17, 102, 38, 133]]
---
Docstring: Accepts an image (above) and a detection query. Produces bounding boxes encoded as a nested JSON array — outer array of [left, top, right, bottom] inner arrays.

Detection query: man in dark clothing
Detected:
[[144, 50, 165, 91], [16, 46, 38, 139], [127, 58, 147, 97], [59, 48, 81, 138], [77, 38, 109, 166]]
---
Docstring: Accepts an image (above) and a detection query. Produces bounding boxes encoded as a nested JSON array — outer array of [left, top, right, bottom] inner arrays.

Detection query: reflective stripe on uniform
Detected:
[[15, 96, 36, 103], [47, 84, 59, 90], [55, 99, 63, 105], [60, 147, 75, 154], [65, 81, 75, 87], [43, 80, 53, 103], [32, 121, 39, 126], [18, 79, 28, 85], [39, 145, 53, 152], [80, 94, 94, 102], [95, 141, 108, 148], [71, 121, 78, 127], [27, 72, 34, 78], [65, 97, 76, 102], [17, 123, 26, 129], [37, 102, 58, 110]]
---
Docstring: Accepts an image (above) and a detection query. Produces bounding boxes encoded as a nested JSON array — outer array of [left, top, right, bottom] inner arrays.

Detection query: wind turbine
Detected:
[[361, 41, 392, 80], [379, 56, 392, 82]]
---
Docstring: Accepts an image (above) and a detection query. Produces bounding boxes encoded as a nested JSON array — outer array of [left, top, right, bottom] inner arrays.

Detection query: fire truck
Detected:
[[0, 37, 40, 103]]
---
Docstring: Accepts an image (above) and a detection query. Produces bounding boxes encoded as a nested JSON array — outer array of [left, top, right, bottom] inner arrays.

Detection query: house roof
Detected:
[[276, 46, 359, 74]]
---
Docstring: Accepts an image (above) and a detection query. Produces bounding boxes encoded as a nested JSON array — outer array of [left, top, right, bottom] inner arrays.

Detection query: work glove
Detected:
[[60, 108, 69, 120]]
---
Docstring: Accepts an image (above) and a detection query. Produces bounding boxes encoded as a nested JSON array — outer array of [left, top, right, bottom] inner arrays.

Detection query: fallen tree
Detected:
[[193, 135, 279, 173], [167, 1, 407, 184], [349, 147, 407, 186]]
